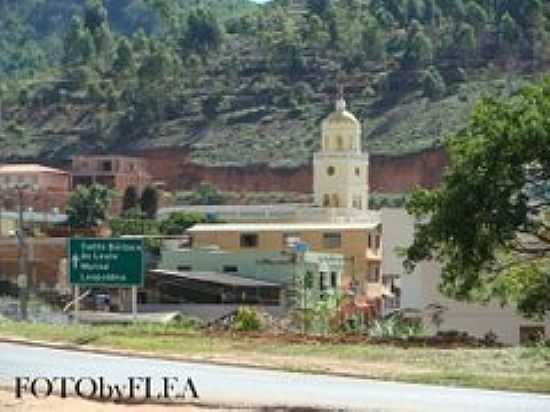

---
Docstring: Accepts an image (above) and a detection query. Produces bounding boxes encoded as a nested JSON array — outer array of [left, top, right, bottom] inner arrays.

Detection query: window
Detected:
[[368, 234, 372, 249], [323, 194, 330, 207], [337, 136, 344, 149], [177, 265, 192, 272], [240, 233, 258, 248], [327, 166, 335, 176], [323, 232, 342, 249], [375, 235, 381, 250], [223, 265, 239, 273], [355, 167, 360, 177], [319, 272, 327, 291], [368, 265, 380, 283], [101, 161, 113, 172], [330, 272, 338, 288]]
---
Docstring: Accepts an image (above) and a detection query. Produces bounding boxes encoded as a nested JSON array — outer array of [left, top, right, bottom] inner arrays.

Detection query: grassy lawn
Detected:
[[1, 320, 550, 394]]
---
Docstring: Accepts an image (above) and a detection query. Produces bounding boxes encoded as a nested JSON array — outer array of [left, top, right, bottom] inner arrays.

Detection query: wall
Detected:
[[382, 208, 550, 345], [136, 147, 448, 194]]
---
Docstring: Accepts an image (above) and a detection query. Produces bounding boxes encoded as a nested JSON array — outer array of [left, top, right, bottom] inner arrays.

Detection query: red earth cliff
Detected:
[[136, 147, 448, 194]]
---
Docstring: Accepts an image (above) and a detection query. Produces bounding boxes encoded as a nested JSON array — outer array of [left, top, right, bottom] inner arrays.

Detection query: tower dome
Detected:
[[321, 95, 361, 153]]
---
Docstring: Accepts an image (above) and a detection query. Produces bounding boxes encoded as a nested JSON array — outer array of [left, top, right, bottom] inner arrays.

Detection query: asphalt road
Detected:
[[1, 342, 549, 411]]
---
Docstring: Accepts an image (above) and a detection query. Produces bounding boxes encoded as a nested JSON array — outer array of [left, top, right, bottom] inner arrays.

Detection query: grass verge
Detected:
[[1, 320, 549, 394]]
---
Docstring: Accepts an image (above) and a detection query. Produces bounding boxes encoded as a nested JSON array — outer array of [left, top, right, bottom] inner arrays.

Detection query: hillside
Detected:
[[0, 0, 549, 167]]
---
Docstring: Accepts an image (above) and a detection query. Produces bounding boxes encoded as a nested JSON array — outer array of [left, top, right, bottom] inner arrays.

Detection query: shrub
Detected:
[[231, 307, 262, 332]]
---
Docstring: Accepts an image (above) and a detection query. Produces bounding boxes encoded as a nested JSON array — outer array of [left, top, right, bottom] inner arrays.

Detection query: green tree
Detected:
[[403, 23, 433, 68], [407, 0, 423, 22], [455, 22, 477, 62], [113, 38, 136, 74], [140, 185, 159, 219], [500, 12, 521, 51], [181, 9, 223, 56], [307, 0, 331, 18], [422, 66, 446, 98], [404, 78, 550, 318], [189, 183, 225, 205], [121, 185, 139, 213], [159, 212, 207, 235], [67, 184, 111, 229], [465, 1, 488, 32], [84, 0, 108, 32]]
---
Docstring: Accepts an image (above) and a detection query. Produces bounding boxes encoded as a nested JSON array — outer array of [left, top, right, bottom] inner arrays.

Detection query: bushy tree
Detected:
[[455, 22, 477, 62], [181, 9, 223, 56], [67, 184, 111, 228], [140, 185, 159, 219], [159, 212, 207, 235], [465, 1, 488, 32], [189, 183, 225, 205], [122, 185, 139, 213], [403, 22, 433, 68], [405, 78, 550, 318], [423, 66, 446, 98]]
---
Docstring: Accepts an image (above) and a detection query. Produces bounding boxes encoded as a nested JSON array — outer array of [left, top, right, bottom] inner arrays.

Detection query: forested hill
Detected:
[[0, 0, 548, 167]]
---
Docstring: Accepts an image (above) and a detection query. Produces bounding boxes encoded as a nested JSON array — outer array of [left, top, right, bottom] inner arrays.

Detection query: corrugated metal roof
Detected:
[[0, 164, 68, 175], [150, 269, 281, 288], [188, 222, 380, 232]]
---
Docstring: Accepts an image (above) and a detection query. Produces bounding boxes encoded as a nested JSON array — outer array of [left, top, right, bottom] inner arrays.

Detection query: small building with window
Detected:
[[186, 222, 387, 307], [154, 246, 344, 306], [71, 155, 151, 192]]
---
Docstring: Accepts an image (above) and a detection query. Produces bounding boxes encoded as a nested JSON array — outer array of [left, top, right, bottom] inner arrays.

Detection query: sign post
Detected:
[[68, 238, 144, 321]]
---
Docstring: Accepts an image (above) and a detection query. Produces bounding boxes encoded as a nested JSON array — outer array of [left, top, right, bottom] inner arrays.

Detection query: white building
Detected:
[[313, 95, 369, 211], [382, 208, 550, 345]]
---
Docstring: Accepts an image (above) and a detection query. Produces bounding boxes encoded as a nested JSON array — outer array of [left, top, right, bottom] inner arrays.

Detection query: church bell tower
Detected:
[[313, 90, 369, 211]]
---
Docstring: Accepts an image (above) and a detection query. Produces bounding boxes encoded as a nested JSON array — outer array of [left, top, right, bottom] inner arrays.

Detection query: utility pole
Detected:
[[11, 183, 32, 320]]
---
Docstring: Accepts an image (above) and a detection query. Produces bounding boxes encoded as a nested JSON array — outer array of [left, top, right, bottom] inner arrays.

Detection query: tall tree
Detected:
[[121, 185, 139, 213], [140, 185, 159, 219], [67, 184, 111, 229], [405, 78, 550, 318], [181, 9, 223, 56]]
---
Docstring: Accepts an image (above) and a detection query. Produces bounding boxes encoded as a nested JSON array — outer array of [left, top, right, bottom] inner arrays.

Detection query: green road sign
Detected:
[[68, 238, 144, 287]]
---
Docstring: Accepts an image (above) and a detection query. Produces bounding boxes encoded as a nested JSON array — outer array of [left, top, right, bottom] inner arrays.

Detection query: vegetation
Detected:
[[66, 184, 111, 228], [158, 211, 212, 235], [405, 77, 550, 319], [139, 185, 159, 219], [231, 306, 263, 332], [1, 319, 550, 393], [1, 0, 549, 165]]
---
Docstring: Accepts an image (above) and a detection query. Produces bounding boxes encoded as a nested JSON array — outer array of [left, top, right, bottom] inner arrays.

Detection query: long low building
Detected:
[[187, 222, 389, 311]]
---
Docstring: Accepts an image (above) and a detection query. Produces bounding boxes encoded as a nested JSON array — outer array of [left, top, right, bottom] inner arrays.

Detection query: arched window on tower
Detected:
[[331, 194, 340, 208], [323, 194, 330, 207], [337, 135, 344, 150]]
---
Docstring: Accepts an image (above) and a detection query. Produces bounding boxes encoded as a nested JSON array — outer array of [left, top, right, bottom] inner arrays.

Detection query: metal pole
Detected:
[[16, 187, 28, 320], [74, 284, 80, 324], [132, 286, 138, 322]]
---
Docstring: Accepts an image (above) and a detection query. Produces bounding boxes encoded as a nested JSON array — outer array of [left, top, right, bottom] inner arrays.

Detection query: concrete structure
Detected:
[[0, 164, 70, 212], [381, 208, 550, 345], [187, 222, 387, 309], [157, 246, 345, 306], [314, 95, 369, 211], [72, 155, 152, 192], [158, 204, 380, 224]]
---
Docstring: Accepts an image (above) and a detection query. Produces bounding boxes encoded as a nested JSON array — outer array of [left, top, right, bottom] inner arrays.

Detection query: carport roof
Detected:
[[149, 269, 281, 288]]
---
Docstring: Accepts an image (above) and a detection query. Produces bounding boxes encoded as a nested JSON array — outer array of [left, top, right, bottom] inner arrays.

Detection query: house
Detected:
[[381, 208, 550, 345], [0, 164, 70, 212], [71, 155, 152, 193]]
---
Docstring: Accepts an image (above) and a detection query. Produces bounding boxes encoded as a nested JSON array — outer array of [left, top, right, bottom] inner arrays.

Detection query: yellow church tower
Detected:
[[313, 90, 369, 211]]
